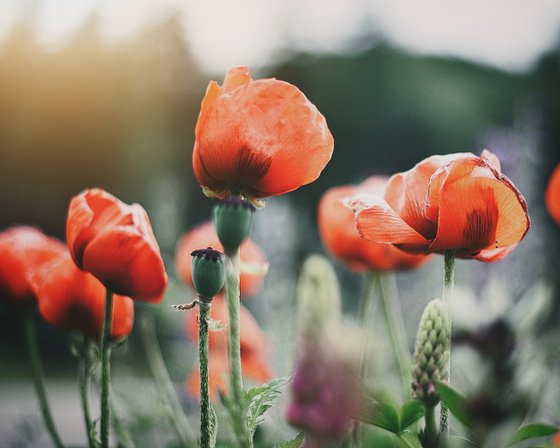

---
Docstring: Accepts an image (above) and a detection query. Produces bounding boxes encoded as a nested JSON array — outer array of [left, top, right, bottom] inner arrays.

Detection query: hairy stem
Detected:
[[23, 309, 65, 448], [100, 289, 113, 448], [139, 311, 194, 444], [199, 301, 212, 448], [440, 250, 456, 434], [224, 248, 252, 448], [79, 340, 94, 448]]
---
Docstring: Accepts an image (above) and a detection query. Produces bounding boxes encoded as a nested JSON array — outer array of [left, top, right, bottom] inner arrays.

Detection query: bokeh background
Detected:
[[1, 1, 559, 446]]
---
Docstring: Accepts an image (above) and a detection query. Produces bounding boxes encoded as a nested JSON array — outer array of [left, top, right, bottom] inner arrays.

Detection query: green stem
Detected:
[[379, 272, 411, 395], [79, 340, 95, 448], [224, 248, 252, 448], [440, 250, 456, 434], [351, 272, 378, 447], [424, 405, 438, 447], [23, 309, 65, 448], [139, 311, 194, 444], [199, 301, 211, 448], [100, 289, 113, 448]]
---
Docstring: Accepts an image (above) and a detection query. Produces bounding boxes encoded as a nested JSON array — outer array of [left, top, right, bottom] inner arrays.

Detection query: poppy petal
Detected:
[[545, 164, 560, 225], [82, 226, 167, 302], [350, 194, 431, 251], [429, 157, 529, 256]]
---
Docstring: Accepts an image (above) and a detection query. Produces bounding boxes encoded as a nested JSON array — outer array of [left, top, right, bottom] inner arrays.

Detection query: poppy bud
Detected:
[[191, 248, 225, 301], [411, 298, 451, 408], [213, 196, 255, 253]]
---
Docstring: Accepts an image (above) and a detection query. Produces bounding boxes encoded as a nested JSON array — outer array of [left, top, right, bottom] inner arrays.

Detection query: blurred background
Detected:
[[1, 0, 560, 446]]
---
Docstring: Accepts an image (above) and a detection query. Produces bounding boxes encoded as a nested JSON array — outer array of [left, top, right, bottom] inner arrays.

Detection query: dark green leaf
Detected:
[[209, 406, 218, 448], [360, 398, 401, 434], [273, 432, 305, 448], [400, 400, 425, 431], [507, 423, 559, 446], [435, 383, 472, 429], [246, 377, 290, 436]]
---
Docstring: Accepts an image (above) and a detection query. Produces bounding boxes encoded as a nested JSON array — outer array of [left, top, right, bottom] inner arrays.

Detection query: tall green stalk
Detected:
[[100, 289, 113, 448], [199, 301, 211, 448], [440, 250, 456, 434], [224, 249, 252, 448], [23, 309, 65, 448], [424, 405, 437, 445], [139, 311, 194, 444], [379, 272, 411, 395], [79, 340, 95, 448]]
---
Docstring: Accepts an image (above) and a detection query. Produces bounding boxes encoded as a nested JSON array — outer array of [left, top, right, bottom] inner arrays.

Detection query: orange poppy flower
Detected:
[[319, 177, 430, 271], [545, 164, 560, 225], [66, 188, 167, 302], [553, 432, 560, 447], [0, 227, 66, 305], [33, 253, 134, 340], [350, 150, 530, 262], [175, 221, 267, 297], [192, 66, 334, 199]]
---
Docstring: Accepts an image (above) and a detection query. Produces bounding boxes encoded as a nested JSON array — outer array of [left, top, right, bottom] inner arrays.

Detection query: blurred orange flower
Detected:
[[175, 221, 267, 297], [0, 227, 66, 305], [185, 295, 273, 401], [351, 150, 530, 262], [545, 164, 560, 225], [192, 66, 334, 199], [66, 188, 167, 302], [319, 176, 430, 271], [33, 253, 134, 340]]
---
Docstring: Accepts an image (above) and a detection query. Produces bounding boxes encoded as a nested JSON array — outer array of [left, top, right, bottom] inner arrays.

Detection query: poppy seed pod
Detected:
[[191, 248, 225, 301], [213, 197, 255, 253], [411, 298, 451, 408]]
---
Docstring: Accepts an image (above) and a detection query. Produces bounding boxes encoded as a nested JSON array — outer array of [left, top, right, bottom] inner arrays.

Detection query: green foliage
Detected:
[[245, 377, 290, 437], [507, 423, 559, 446], [360, 396, 425, 436], [209, 407, 218, 448], [273, 432, 305, 448], [435, 383, 472, 429]]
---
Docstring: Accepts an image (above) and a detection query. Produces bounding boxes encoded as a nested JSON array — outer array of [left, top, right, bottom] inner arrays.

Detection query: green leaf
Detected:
[[273, 432, 305, 448], [209, 406, 218, 448], [400, 400, 425, 431], [400, 431, 422, 448], [435, 383, 472, 429], [507, 423, 559, 446], [360, 398, 401, 434], [245, 377, 290, 436]]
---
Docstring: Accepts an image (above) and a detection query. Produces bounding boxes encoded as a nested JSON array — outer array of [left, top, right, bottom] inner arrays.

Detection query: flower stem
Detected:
[[139, 311, 194, 444], [224, 248, 252, 448], [100, 288, 113, 448], [424, 405, 438, 446], [79, 340, 95, 448], [379, 272, 411, 395], [440, 250, 456, 434], [199, 300, 212, 448], [23, 309, 65, 448]]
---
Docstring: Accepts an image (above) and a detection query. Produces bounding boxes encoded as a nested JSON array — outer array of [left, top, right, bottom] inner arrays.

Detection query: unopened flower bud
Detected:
[[412, 298, 450, 408], [191, 248, 225, 301], [213, 196, 255, 253]]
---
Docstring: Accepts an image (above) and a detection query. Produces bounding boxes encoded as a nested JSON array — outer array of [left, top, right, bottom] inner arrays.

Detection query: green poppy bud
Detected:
[[411, 298, 451, 408], [213, 196, 255, 253], [191, 247, 225, 301]]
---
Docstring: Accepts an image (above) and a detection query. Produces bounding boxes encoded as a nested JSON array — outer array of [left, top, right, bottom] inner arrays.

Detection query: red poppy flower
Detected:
[[33, 253, 134, 340], [0, 227, 66, 305], [175, 221, 267, 297], [350, 150, 530, 262], [192, 66, 334, 199], [545, 164, 560, 225], [66, 188, 167, 302], [319, 177, 430, 271]]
